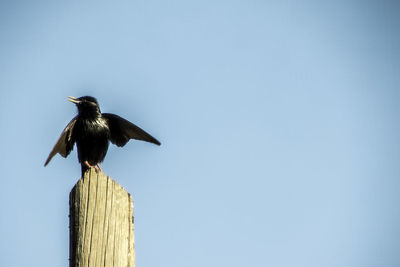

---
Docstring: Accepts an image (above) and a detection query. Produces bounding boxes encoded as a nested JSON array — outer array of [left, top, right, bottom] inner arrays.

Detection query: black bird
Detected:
[[44, 96, 160, 175]]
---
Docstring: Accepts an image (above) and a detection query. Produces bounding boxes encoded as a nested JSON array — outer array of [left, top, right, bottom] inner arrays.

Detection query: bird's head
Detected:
[[68, 96, 101, 117]]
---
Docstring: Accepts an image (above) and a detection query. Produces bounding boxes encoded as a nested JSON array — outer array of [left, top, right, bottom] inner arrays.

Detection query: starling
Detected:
[[44, 96, 160, 175]]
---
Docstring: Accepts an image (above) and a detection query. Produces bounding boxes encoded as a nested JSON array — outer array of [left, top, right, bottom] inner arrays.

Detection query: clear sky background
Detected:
[[1, 1, 399, 266]]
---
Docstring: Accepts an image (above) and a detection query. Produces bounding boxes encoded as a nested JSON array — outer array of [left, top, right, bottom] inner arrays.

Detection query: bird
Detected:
[[44, 96, 161, 175]]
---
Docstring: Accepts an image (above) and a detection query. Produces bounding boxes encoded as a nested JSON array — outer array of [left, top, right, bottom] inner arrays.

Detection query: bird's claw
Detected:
[[84, 161, 103, 173], [96, 164, 102, 172]]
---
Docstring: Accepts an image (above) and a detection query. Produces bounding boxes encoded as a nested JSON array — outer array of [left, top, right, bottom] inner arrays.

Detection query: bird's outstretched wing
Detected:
[[103, 113, 161, 147], [44, 117, 77, 166]]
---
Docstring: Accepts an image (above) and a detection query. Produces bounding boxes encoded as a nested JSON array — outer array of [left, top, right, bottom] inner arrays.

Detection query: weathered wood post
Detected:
[[69, 169, 135, 267]]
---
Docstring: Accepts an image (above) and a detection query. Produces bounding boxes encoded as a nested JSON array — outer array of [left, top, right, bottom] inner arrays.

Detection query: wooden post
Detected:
[[69, 169, 135, 267]]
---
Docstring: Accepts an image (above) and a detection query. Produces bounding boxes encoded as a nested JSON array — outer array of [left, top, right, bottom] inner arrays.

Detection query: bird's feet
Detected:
[[96, 163, 102, 172], [84, 161, 103, 173]]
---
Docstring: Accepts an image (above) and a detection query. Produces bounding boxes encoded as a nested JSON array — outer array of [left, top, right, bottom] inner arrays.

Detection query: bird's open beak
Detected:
[[68, 96, 80, 104]]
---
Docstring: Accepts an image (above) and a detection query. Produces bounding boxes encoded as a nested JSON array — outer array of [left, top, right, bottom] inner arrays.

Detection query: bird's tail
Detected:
[[81, 164, 90, 177]]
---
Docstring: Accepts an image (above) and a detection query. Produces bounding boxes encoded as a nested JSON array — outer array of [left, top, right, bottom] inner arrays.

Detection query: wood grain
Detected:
[[69, 169, 135, 267]]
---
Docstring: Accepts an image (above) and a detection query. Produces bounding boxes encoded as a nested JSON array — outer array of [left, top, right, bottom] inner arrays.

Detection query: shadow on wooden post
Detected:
[[69, 169, 135, 267]]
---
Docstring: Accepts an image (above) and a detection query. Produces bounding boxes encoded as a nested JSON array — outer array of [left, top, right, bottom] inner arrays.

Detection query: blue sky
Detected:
[[1, 1, 399, 266]]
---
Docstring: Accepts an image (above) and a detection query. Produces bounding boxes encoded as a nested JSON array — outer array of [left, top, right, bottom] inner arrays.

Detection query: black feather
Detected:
[[44, 96, 160, 174], [103, 113, 161, 147], [44, 117, 77, 166]]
